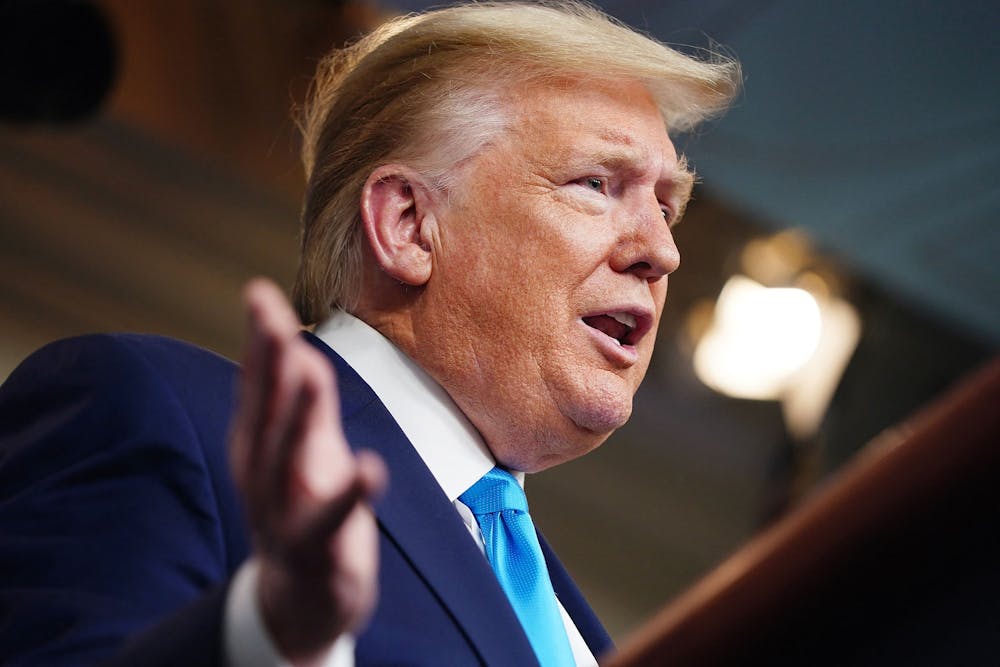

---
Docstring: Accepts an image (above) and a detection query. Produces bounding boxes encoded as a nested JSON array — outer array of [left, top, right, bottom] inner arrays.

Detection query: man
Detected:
[[0, 2, 738, 665]]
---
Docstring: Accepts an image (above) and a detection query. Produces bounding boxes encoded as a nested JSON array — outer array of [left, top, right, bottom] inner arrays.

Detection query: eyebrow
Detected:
[[669, 155, 696, 224], [597, 129, 695, 183], [599, 129, 638, 147], [672, 155, 695, 203]]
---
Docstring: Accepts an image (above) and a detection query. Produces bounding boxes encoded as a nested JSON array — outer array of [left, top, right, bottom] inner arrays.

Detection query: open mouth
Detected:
[[583, 312, 639, 347]]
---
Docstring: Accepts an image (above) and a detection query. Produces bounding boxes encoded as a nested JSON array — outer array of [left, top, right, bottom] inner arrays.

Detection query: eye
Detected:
[[575, 176, 606, 193], [660, 203, 683, 228]]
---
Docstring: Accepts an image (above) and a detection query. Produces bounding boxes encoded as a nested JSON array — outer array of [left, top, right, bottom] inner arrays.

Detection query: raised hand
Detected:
[[230, 278, 387, 663]]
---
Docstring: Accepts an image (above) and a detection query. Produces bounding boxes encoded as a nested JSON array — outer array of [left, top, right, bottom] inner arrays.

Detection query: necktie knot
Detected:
[[459, 467, 528, 516]]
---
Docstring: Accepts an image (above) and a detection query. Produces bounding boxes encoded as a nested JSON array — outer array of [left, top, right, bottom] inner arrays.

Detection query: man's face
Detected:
[[412, 78, 690, 472]]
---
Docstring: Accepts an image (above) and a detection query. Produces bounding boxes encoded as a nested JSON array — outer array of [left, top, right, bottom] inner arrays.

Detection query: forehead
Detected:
[[502, 78, 678, 173]]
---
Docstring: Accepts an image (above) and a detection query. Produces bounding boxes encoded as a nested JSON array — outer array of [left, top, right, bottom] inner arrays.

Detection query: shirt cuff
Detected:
[[224, 558, 355, 667]]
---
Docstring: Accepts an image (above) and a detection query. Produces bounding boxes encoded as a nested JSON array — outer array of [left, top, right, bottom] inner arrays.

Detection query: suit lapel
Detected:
[[304, 333, 540, 666]]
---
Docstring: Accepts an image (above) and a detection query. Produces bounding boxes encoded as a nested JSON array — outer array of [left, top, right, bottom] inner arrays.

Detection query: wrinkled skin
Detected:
[[385, 78, 691, 472]]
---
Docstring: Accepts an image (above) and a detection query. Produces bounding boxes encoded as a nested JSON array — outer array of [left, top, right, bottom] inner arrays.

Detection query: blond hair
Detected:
[[293, 1, 740, 323]]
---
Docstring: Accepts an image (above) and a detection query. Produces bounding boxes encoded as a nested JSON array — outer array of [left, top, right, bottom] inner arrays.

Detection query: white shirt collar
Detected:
[[314, 310, 513, 501]]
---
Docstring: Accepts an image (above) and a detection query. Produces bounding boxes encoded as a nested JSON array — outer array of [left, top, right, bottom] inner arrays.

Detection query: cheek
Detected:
[[652, 274, 670, 305], [648, 278, 669, 329]]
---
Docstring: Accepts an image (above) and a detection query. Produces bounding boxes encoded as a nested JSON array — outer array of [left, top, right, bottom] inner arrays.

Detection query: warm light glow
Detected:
[[693, 276, 822, 400], [781, 297, 861, 440]]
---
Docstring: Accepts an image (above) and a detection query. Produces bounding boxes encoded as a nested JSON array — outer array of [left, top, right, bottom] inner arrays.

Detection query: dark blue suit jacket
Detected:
[[0, 333, 612, 665]]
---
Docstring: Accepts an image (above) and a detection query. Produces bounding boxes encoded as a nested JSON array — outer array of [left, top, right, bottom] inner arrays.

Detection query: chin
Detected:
[[492, 416, 615, 473], [536, 399, 630, 469], [563, 381, 635, 435], [490, 380, 636, 472]]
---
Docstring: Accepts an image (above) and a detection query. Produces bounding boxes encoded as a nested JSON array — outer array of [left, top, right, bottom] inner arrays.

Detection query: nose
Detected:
[[610, 206, 681, 281]]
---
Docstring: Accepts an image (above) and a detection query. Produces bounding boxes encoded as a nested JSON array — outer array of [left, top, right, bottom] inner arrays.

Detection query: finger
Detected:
[[241, 279, 300, 443], [232, 282, 283, 476], [265, 357, 323, 510], [246, 349, 301, 530], [232, 279, 302, 504], [354, 449, 389, 502], [260, 334, 346, 511], [250, 345, 330, 531], [307, 451, 387, 542], [283, 452, 386, 569], [232, 325, 279, 492], [243, 278, 302, 338]]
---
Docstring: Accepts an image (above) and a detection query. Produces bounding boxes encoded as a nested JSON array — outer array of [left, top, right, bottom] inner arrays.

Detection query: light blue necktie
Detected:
[[459, 467, 575, 666]]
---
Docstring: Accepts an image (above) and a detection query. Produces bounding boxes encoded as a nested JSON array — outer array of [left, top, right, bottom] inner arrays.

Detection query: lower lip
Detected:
[[582, 321, 640, 366]]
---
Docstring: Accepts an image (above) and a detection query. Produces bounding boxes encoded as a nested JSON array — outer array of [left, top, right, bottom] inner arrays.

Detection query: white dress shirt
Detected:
[[226, 311, 597, 666]]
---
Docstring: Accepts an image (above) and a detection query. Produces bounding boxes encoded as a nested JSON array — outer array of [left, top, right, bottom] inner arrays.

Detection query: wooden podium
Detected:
[[605, 356, 1000, 666]]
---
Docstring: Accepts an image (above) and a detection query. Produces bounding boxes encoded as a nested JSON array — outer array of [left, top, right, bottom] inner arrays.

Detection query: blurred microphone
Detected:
[[0, 0, 118, 125]]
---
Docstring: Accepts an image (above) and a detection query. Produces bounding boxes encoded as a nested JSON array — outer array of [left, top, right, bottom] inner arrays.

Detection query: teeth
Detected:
[[611, 337, 622, 346], [609, 312, 636, 330]]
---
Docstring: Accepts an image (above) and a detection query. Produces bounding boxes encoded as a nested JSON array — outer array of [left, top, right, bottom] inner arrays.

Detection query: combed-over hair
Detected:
[[293, 0, 741, 324]]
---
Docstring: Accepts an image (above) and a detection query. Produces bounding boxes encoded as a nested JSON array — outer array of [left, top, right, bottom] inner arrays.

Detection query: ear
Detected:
[[360, 164, 438, 287]]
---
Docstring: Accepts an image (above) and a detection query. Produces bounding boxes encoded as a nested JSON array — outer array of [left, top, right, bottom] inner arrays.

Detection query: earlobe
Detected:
[[361, 165, 436, 287]]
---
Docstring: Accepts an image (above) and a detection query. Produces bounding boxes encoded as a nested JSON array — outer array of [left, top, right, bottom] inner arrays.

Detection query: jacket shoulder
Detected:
[[0, 333, 247, 664]]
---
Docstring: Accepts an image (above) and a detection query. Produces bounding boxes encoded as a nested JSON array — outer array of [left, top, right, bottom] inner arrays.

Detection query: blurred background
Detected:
[[1, 0, 996, 642]]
